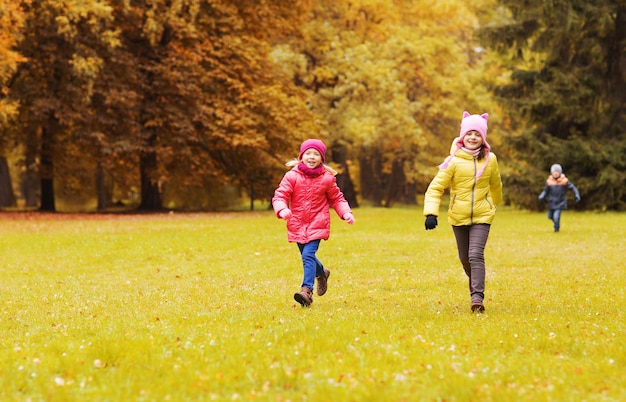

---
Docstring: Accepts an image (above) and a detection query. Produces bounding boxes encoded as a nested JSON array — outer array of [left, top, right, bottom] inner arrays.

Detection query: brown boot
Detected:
[[471, 299, 485, 313], [316, 268, 330, 296], [294, 287, 313, 307]]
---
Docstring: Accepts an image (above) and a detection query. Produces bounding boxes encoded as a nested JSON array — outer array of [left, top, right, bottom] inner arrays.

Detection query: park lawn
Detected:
[[0, 207, 624, 401]]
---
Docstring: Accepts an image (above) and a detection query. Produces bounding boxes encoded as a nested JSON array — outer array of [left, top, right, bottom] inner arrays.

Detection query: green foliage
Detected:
[[0, 208, 624, 400], [479, 0, 626, 210]]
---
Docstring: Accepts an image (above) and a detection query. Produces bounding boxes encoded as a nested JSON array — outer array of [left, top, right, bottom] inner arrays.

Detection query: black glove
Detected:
[[425, 215, 438, 230]]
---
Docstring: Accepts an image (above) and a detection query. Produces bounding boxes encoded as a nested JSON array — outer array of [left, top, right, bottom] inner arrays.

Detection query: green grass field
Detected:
[[0, 208, 624, 401]]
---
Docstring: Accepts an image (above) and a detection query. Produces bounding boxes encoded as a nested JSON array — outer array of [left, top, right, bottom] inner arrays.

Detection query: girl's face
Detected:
[[462, 130, 483, 151], [301, 149, 323, 168]]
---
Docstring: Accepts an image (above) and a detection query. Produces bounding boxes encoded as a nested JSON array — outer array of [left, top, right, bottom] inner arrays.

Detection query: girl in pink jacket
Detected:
[[272, 139, 354, 307]]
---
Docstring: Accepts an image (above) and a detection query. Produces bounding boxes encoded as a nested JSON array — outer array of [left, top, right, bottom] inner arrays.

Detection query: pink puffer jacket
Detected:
[[272, 166, 352, 243]]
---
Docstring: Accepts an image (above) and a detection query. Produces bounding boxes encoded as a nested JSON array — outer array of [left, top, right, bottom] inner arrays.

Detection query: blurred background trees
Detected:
[[0, 0, 624, 212], [479, 0, 626, 211]]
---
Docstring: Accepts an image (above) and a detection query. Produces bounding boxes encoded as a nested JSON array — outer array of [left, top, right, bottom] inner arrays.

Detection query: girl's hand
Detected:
[[425, 215, 438, 230], [343, 212, 355, 225], [279, 209, 292, 220]]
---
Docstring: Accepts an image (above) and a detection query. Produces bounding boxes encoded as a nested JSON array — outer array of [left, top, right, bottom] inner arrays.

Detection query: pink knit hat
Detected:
[[439, 111, 490, 178], [299, 139, 326, 162]]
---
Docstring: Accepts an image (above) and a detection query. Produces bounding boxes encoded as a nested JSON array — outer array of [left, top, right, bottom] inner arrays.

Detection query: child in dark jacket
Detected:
[[538, 164, 581, 232], [272, 139, 354, 307]]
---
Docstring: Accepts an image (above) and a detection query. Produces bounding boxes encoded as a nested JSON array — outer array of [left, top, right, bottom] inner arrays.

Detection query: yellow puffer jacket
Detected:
[[424, 151, 502, 226]]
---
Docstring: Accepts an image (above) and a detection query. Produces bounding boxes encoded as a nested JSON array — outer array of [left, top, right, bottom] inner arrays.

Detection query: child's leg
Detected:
[[552, 209, 561, 232], [314, 256, 325, 277], [452, 226, 471, 276], [547, 209, 554, 222], [297, 240, 321, 291], [455, 224, 491, 305], [466, 224, 491, 302], [452, 226, 471, 290]]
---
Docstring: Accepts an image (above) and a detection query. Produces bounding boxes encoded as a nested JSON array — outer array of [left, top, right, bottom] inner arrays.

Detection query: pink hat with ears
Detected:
[[439, 111, 491, 178]]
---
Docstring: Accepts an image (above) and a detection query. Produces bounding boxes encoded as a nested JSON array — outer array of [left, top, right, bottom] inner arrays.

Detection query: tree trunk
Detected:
[[0, 157, 16, 208], [39, 124, 56, 212], [330, 142, 358, 208], [21, 153, 39, 208], [384, 158, 405, 207], [382, 157, 417, 206], [138, 150, 162, 210], [405, 182, 418, 205], [96, 162, 113, 211], [249, 183, 255, 211], [359, 148, 384, 206]]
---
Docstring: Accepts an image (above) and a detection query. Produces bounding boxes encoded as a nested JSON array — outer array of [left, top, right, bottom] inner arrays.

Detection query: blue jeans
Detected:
[[297, 240, 325, 290], [547, 209, 562, 232]]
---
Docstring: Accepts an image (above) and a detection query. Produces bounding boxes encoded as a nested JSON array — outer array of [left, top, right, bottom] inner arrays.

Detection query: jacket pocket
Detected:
[[485, 196, 493, 210]]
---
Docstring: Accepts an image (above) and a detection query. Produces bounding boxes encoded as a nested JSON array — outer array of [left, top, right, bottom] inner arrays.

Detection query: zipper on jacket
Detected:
[[470, 157, 477, 224]]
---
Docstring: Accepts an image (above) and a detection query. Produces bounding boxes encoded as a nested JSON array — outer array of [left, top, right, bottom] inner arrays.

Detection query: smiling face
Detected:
[[462, 130, 484, 151], [301, 148, 323, 168]]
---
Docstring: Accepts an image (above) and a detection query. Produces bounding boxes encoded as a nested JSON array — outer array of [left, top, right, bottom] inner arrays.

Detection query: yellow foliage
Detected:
[[0, 0, 26, 125]]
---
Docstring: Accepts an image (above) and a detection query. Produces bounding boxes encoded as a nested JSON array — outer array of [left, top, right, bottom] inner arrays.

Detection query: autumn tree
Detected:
[[0, 0, 26, 208], [97, 0, 319, 211], [8, 0, 120, 211], [274, 0, 500, 207], [4, 0, 319, 212]]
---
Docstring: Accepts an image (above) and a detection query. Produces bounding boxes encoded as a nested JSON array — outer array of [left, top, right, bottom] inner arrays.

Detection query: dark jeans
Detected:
[[547, 209, 562, 232], [297, 240, 325, 290], [452, 224, 491, 302]]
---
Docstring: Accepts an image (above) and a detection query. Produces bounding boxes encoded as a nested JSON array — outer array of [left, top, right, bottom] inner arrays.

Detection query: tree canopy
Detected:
[[1, 0, 624, 211], [0, 0, 26, 128], [480, 0, 626, 210]]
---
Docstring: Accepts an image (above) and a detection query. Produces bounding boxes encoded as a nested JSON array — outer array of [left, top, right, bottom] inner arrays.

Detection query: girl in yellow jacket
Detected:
[[423, 111, 503, 313]]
